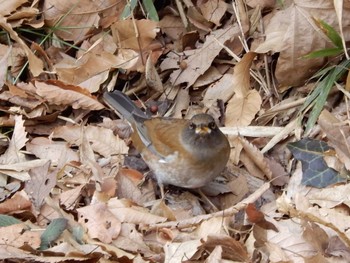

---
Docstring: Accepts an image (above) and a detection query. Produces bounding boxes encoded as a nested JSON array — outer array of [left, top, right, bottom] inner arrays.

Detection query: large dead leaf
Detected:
[[160, 24, 242, 88], [225, 52, 261, 127], [77, 203, 121, 243], [254, 0, 350, 87], [26, 137, 79, 169], [35, 80, 104, 110], [43, 0, 125, 42], [24, 161, 56, 211], [318, 109, 350, 170], [0, 115, 27, 164], [53, 124, 128, 157], [111, 19, 159, 50], [0, 17, 43, 76], [0, 223, 41, 249], [0, 0, 28, 17]]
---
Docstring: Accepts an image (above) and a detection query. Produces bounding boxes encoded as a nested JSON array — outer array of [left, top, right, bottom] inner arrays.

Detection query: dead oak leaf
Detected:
[[35, 80, 104, 110]]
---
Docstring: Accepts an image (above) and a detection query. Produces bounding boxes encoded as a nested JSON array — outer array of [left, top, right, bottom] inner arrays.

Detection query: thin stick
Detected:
[[146, 182, 270, 230]]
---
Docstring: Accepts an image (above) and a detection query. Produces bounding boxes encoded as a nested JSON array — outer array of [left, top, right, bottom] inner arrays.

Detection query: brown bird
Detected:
[[103, 91, 230, 193]]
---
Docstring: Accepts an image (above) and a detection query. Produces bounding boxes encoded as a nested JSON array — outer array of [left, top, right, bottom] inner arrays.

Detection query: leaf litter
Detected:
[[0, 0, 350, 262]]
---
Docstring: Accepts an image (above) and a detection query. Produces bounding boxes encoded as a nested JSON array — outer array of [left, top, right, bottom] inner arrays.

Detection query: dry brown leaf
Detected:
[[165, 191, 206, 220], [7, 6, 42, 28], [239, 137, 272, 180], [0, 17, 43, 76], [253, 218, 317, 262], [0, 115, 27, 164], [0, 223, 41, 249], [35, 80, 104, 110], [53, 124, 128, 157], [43, 0, 125, 42], [159, 15, 186, 41], [59, 185, 85, 210], [111, 19, 159, 50], [199, 0, 227, 26], [226, 90, 262, 127], [172, 88, 190, 118], [302, 221, 329, 253], [108, 198, 166, 225], [55, 42, 120, 86], [164, 239, 202, 263], [0, 46, 11, 88], [254, 0, 350, 87], [246, 203, 278, 231], [160, 25, 242, 88], [196, 235, 249, 261], [193, 66, 223, 88], [0, 190, 31, 214], [246, 0, 276, 9], [0, 159, 50, 181], [145, 53, 163, 93], [26, 137, 79, 169], [202, 73, 235, 109], [326, 236, 350, 261], [205, 245, 222, 261], [150, 200, 177, 221], [265, 157, 289, 186], [116, 168, 155, 206], [77, 203, 121, 243], [318, 109, 350, 170], [224, 52, 261, 127], [24, 161, 56, 211], [113, 223, 157, 259], [307, 184, 350, 209], [0, 0, 28, 16]]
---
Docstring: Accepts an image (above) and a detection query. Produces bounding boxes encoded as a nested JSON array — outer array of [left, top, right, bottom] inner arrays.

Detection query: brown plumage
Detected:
[[103, 91, 230, 189]]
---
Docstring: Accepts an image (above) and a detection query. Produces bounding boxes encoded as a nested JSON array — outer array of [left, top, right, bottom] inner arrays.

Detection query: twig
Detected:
[[146, 182, 270, 230]]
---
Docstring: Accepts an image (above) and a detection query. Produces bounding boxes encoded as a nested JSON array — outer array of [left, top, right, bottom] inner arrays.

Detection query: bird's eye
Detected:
[[189, 123, 196, 129], [209, 121, 216, 129]]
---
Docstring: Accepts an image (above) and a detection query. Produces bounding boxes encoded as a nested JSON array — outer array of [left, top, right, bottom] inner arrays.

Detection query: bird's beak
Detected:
[[195, 126, 211, 135]]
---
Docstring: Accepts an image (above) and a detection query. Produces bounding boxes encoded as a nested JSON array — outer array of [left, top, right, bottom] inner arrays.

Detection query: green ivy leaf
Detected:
[[0, 215, 21, 227], [121, 0, 138, 20], [287, 139, 346, 188], [142, 0, 159, 21], [40, 218, 68, 250]]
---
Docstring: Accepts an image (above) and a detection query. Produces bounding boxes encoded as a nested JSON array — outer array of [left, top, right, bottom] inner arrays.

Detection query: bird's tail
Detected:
[[103, 90, 149, 122]]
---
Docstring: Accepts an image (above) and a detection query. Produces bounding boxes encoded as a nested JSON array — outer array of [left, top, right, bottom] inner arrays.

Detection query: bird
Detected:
[[103, 90, 230, 195]]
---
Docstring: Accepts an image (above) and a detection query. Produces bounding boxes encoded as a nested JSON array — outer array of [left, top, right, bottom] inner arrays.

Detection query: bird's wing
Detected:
[[144, 118, 188, 157]]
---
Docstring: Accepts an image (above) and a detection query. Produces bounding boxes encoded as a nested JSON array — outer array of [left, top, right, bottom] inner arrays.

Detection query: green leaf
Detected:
[[301, 59, 350, 133], [0, 215, 21, 227], [121, 0, 138, 20], [303, 47, 343, 59], [314, 19, 343, 48], [40, 218, 68, 250], [288, 139, 346, 188], [142, 0, 159, 21]]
